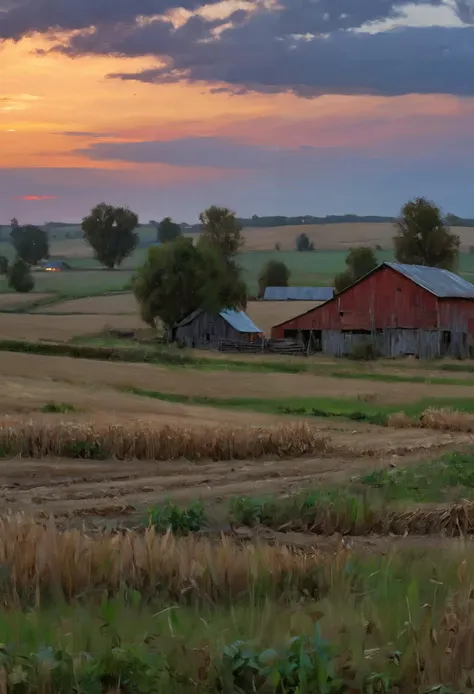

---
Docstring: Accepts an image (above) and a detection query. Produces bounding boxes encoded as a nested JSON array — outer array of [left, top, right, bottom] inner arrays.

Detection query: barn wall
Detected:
[[272, 267, 474, 340], [175, 312, 250, 348]]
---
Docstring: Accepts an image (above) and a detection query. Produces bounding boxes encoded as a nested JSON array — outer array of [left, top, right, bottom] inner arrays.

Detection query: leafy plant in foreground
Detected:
[[147, 500, 205, 534]]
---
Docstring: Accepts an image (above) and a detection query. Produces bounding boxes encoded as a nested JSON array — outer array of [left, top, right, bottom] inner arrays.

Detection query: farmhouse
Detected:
[[40, 260, 71, 272], [173, 308, 263, 349], [271, 262, 474, 359], [263, 286, 334, 301]]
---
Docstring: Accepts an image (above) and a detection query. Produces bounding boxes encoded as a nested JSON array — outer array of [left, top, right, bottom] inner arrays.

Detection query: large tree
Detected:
[[82, 203, 139, 269], [0, 256, 9, 275], [157, 217, 182, 244], [394, 197, 460, 270], [295, 232, 314, 252], [7, 258, 34, 293], [10, 225, 49, 265], [199, 206, 243, 260], [133, 236, 247, 328], [334, 246, 377, 293], [258, 260, 290, 297]]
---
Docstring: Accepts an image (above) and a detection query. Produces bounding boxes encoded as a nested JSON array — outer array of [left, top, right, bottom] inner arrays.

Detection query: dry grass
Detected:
[[40, 293, 138, 315], [0, 419, 330, 461], [240, 222, 471, 250], [388, 407, 474, 433], [0, 314, 144, 341], [3, 350, 472, 403], [0, 515, 331, 602], [0, 293, 52, 309]]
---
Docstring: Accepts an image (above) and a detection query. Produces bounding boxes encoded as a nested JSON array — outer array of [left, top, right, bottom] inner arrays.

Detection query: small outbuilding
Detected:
[[173, 308, 263, 349], [263, 286, 334, 301], [271, 262, 474, 359], [40, 260, 71, 272]]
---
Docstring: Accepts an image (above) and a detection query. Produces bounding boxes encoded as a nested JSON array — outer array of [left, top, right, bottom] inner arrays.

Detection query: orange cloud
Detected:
[[14, 195, 57, 200]]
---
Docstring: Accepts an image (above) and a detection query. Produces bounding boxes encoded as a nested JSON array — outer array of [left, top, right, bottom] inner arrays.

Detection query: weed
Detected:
[[40, 401, 76, 413], [147, 500, 205, 534]]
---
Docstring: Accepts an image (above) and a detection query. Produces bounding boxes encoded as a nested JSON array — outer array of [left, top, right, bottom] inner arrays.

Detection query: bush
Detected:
[[348, 340, 377, 361], [147, 500, 205, 534], [7, 258, 34, 293]]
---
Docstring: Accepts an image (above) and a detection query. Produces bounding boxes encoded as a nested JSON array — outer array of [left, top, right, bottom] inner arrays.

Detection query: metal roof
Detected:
[[385, 262, 474, 299], [220, 309, 262, 333], [263, 286, 334, 301], [174, 308, 262, 333]]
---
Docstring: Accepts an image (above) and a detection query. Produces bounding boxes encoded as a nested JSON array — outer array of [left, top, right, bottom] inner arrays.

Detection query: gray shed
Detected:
[[173, 308, 262, 349]]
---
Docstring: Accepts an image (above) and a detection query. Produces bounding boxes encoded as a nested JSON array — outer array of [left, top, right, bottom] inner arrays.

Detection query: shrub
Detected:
[[7, 257, 34, 293], [147, 500, 205, 534], [348, 340, 377, 361]]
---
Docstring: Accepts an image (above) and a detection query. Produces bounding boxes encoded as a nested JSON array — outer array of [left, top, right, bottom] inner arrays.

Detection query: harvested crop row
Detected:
[[0, 515, 331, 603], [233, 497, 474, 536], [0, 419, 330, 461], [389, 407, 474, 432]]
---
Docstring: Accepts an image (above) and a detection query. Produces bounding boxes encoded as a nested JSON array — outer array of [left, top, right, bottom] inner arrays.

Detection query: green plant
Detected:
[[147, 500, 205, 534], [40, 401, 76, 413], [221, 624, 343, 693], [82, 202, 139, 269], [348, 340, 377, 361]]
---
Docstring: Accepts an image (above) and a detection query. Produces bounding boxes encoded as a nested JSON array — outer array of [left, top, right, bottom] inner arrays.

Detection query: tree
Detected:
[[258, 260, 290, 297], [0, 256, 8, 275], [10, 217, 19, 229], [295, 232, 314, 252], [82, 202, 139, 269], [133, 236, 247, 328], [394, 197, 460, 270], [8, 258, 34, 293], [157, 217, 182, 244], [334, 246, 377, 294], [10, 225, 49, 265], [199, 206, 243, 260]]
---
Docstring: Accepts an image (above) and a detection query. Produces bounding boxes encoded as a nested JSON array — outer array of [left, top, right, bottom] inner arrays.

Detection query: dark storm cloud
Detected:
[[109, 24, 474, 97], [0, 0, 222, 40]]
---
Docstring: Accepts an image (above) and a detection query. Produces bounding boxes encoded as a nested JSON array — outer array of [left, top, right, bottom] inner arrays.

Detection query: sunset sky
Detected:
[[1, 0, 474, 223]]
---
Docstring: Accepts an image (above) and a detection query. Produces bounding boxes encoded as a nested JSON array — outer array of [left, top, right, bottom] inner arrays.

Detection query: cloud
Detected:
[[13, 194, 57, 200], [59, 131, 116, 138], [38, 0, 474, 98], [0, 0, 223, 40]]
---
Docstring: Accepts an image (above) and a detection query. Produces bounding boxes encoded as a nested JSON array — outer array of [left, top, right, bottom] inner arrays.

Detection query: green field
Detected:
[[3, 227, 474, 298]]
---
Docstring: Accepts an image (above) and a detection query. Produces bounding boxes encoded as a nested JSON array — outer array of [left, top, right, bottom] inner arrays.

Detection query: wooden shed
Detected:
[[173, 308, 263, 349], [271, 262, 474, 359]]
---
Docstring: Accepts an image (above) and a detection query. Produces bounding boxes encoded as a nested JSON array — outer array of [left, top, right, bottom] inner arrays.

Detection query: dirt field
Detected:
[[0, 413, 470, 521], [39, 293, 138, 315], [0, 293, 52, 309], [49, 223, 471, 253], [2, 350, 474, 404], [0, 314, 145, 341], [39, 296, 322, 334]]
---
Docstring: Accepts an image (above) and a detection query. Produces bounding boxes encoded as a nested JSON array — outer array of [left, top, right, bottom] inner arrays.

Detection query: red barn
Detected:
[[271, 262, 474, 359]]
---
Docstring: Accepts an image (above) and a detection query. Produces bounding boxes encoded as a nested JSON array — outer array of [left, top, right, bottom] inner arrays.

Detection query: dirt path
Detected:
[[1, 437, 471, 521], [2, 351, 474, 403]]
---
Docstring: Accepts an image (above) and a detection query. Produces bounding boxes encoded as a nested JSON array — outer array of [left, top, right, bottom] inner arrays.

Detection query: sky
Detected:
[[1, 0, 474, 223]]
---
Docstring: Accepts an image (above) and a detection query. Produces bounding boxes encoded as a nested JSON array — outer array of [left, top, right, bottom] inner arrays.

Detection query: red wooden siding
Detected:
[[271, 265, 474, 338]]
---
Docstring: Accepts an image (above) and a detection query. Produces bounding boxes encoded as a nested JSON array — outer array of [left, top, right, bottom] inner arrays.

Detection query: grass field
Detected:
[[3, 221, 474, 692]]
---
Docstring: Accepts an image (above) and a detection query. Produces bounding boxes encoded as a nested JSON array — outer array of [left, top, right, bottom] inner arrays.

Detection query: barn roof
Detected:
[[263, 286, 334, 301], [175, 308, 261, 333], [220, 309, 261, 333], [386, 262, 474, 299]]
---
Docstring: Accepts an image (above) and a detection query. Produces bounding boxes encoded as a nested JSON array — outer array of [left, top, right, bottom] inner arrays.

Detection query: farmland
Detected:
[[3, 222, 474, 691]]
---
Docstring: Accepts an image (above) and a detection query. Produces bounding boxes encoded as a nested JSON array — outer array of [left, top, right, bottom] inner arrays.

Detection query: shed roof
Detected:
[[263, 286, 334, 301], [220, 309, 261, 333], [175, 308, 261, 333], [386, 262, 474, 299]]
